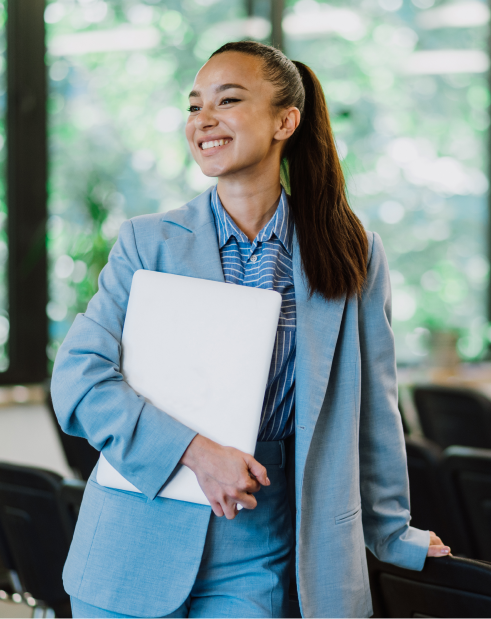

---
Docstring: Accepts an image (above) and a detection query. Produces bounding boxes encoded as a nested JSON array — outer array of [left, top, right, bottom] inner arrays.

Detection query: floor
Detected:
[[0, 403, 74, 618]]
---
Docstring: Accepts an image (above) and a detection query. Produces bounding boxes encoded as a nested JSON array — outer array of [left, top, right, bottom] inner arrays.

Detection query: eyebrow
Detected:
[[188, 83, 249, 98]]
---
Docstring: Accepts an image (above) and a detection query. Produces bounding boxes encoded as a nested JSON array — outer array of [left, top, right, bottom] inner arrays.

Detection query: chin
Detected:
[[198, 163, 230, 178]]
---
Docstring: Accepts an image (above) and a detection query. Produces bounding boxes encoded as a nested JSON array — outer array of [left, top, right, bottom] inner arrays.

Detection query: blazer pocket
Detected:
[[335, 505, 361, 525], [88, 478, 147, 504]]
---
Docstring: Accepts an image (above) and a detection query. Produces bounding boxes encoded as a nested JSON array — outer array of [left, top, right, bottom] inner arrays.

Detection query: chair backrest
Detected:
[[0, 528, 14, 594], [442, 446, 491, 562], [0, 518, 19, 594], [405, 435, 470, 556], [367, 548, 491, 618], [413, 385, 491, 450], [405, 436, 444, 529], [58, 478, 86, 541], [398, 398, 410, 435], [0, 461, 69, 605], [45, 387, 99, 480]]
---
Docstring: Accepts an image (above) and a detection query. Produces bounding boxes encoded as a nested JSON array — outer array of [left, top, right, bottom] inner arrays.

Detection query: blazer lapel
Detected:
[[293, 232, 346, 475], [162, 187, 225, 284]]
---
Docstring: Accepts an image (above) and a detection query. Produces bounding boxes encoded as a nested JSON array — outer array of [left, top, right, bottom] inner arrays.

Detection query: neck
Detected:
[[216, 172, 282, 242]]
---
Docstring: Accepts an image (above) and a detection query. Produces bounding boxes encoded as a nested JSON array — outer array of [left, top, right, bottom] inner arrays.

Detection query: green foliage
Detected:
[[69, 174, 113, 313], [284, 0, 490, 363], [45, 0, 490, 366], [46, 0, 250, 361]]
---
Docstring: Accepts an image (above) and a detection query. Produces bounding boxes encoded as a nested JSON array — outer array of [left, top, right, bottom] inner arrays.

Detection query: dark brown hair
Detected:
[[210, 41, 368, 299]]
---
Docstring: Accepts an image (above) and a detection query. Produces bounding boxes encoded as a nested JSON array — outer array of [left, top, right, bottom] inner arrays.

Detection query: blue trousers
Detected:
[[71, 440, 294, 618]]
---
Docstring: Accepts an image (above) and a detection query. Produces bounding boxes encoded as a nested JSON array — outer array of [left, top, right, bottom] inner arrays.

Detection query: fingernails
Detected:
[[441, 548, 450, 554], [266, 477, 271, 485]]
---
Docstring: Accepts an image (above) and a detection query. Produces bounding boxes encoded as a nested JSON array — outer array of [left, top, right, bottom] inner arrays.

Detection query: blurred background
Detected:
[[44, 0, 490, 368], [0, 0, 489, 379], [1, 0, 491, 616]]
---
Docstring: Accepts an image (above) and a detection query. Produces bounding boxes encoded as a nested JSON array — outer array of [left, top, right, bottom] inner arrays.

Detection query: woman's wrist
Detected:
[[180, 434, 211, 471]]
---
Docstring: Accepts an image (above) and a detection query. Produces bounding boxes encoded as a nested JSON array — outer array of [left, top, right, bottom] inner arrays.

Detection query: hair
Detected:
[[210, 41, 368, 300]]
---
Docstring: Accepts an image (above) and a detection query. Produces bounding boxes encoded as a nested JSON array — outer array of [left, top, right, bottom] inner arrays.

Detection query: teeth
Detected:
[[201, 139, 230, 150]]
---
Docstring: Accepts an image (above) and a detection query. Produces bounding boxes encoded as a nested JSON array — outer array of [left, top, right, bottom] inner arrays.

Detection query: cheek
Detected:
[[234, 109, 276, 152], [239, 124, 274, 156], [184, 120, 195, 146]]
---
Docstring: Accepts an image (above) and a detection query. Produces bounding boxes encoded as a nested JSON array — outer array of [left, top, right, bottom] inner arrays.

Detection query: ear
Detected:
[[273, 107, 301, 143]]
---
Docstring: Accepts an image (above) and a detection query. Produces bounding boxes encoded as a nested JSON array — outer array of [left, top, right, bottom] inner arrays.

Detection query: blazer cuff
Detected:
[[392, 526, 430, 572], [103, 400, 198, 501]]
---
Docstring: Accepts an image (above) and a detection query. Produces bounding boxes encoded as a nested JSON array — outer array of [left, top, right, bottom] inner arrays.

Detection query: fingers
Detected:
[[194, 448, 269, 518], [236, 492, 257, 510], [427, 531, 450, 557], [245, 455, 270, 487], [427, 544, 451, 557], [222, 501, 237, 520], [241, 475, 261, 494], [210, 500, 224, 518]]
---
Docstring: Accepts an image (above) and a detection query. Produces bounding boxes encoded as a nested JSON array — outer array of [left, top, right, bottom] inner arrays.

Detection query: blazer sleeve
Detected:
[[51, 220, 197, 500], [358, 231, 430, 570]]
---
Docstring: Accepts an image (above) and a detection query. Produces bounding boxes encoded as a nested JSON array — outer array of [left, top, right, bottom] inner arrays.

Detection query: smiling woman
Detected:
[[53, 41, 450, 619], [186, 43, 368, 298]]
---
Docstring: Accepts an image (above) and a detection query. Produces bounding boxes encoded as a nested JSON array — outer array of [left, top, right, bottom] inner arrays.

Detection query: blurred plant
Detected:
[[284, 0, 490, 363], [45, 0, 491, 366], [45, 0, 250, 365], [68, 173, 114, 313]]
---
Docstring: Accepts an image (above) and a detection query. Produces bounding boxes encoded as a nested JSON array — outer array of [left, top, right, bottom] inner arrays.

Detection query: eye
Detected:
[[220, 98, 240, 105], [187, 105, 201, 113]]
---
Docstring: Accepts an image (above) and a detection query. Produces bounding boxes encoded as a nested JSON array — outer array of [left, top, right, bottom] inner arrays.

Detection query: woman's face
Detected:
[[185, 52, 289, 180]]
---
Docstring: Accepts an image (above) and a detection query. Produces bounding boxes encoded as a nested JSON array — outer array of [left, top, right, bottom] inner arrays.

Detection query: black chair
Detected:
[[413, 385, 491, 450], [0, 462, 71, 616], [442, 446, 491, 562], [0, 523, 16, 595], [405, 435, 442, 530], [45, 386, 99, 481], [405, 435, 471, 557], [367, 548, 491, 618], [398, 398, 410, 435], [59, 478, 86, 541], [405, 436, 445, 529]]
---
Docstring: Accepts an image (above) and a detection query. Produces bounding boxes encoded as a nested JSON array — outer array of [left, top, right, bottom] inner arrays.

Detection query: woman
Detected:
[[52, 41, 449, 619]]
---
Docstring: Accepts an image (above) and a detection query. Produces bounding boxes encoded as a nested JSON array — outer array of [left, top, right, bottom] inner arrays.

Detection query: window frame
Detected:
[[3, 0, 47, 384]]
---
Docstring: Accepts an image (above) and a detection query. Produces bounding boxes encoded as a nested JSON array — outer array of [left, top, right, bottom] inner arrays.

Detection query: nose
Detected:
[[195, 104, 218, 131]]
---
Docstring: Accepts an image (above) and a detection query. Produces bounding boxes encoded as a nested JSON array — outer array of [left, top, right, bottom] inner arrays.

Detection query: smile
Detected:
[[200, 139, 232, 150]]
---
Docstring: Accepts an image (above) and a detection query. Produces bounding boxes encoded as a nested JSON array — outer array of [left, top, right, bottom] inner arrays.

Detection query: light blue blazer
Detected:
[[51, 187, 430, 618]]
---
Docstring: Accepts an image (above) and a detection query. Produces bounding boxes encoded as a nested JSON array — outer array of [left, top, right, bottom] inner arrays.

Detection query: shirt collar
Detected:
[[210, 186, 293, 255]]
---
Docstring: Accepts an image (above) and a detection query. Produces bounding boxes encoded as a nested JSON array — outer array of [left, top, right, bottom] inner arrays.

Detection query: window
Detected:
[[45, 0, 269, 368], [37, 0, 491, 370], [284, 0, 490, 363]]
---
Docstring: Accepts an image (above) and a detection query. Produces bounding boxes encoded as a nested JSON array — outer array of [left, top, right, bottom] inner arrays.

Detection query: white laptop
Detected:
[[96, 270, 282, 506]]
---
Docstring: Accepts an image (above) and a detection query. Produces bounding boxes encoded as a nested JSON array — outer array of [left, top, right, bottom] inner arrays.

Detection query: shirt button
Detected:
[[250, 255, 257, 263]]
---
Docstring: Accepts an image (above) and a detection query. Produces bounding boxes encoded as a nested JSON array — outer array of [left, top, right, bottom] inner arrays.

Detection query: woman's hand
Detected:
[[427, 531, 451, 557], [180, 434, 270, 519]]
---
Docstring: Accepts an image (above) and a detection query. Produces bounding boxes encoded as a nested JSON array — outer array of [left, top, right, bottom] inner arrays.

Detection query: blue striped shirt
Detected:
[[210, 186, 296, 441]]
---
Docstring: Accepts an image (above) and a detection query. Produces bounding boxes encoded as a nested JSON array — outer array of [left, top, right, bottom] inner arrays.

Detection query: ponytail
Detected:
[[211, 43, 368, 300], [287, 61, 368, 299]]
